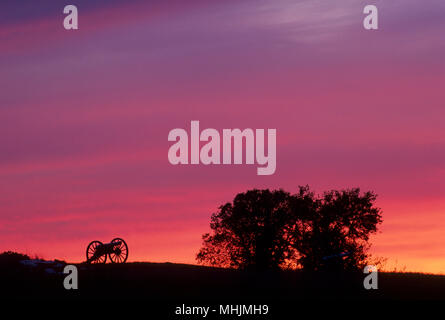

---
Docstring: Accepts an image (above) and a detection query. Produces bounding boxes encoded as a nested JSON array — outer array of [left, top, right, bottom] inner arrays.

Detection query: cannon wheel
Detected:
[[109, 238, 128, 263], [86, 240, 107, 264]]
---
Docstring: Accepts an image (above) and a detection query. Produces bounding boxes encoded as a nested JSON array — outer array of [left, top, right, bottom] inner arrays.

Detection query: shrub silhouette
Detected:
[[0, 251, 30, 266], [197, 186, 382, 271]]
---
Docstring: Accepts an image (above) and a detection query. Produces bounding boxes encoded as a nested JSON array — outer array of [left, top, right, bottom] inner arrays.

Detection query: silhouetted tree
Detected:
[[295, 188, 382, 271], [196, 189, 298, 270], [197, 186, 382, 271]]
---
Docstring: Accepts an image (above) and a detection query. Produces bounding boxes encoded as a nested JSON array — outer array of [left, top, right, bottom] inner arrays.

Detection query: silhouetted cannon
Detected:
[[86, 238, 128, 264]]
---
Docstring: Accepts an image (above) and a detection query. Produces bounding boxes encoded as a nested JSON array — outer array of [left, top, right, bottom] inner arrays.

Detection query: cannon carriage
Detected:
[[86, 238, 128, 264]]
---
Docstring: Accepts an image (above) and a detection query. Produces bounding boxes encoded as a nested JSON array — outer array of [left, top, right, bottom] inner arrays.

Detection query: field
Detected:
[[3, 260, 444, 304]]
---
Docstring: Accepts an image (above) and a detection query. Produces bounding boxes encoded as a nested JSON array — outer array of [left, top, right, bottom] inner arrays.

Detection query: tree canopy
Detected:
[[196, 186, 382, 271]]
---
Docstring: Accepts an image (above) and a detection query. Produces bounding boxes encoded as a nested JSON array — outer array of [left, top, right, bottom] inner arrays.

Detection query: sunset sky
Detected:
[[1, 0, 444, 274]]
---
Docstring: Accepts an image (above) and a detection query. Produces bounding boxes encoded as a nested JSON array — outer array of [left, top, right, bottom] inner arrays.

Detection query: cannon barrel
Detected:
[[322, 251, 351, 261]]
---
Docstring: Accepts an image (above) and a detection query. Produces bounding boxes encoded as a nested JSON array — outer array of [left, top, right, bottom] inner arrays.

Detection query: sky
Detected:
[[1, 0, 444, 273]]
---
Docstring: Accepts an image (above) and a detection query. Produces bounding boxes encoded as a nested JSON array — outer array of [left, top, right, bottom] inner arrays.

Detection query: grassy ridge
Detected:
[[2, 261, 444, 301]]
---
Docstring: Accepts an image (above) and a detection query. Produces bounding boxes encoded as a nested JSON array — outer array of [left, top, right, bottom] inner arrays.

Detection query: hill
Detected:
[[2, 259, 444, 302]]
